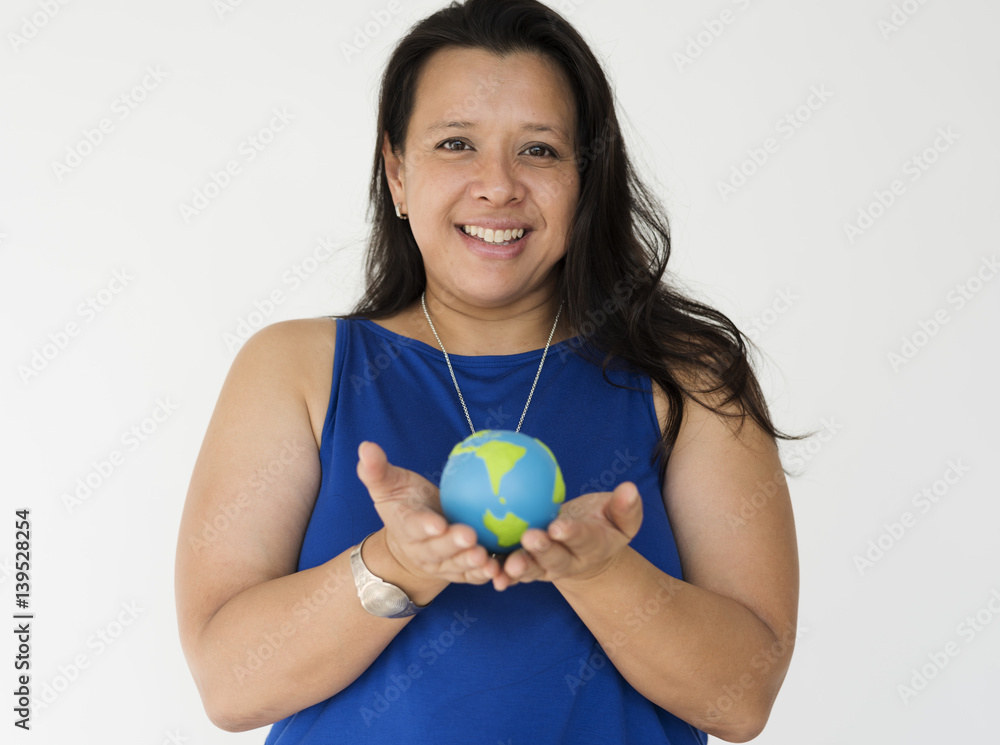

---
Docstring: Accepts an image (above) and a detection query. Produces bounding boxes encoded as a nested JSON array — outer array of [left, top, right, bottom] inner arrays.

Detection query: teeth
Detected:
[[462, 225, 525, 244]]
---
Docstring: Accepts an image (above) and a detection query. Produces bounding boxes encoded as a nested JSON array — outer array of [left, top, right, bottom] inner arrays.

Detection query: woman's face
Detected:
[[385, 46, 579, 311]]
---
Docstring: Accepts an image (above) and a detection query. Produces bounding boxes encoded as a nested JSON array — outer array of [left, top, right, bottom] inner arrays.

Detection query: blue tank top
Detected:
[[264, 317, 708, 745]]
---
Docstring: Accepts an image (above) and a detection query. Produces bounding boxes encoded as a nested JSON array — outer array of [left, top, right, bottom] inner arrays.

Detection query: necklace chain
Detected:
[[421, 291, 564, 435]]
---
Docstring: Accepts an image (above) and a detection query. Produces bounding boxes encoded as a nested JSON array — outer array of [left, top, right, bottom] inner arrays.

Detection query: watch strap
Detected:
[[350, 532, 427, 618]]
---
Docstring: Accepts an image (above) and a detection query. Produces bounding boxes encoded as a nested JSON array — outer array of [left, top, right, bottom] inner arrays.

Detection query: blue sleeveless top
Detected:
[[264, 317, 708, 745]]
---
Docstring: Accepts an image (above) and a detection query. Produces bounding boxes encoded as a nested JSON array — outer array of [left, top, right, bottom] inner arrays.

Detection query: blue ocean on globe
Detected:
[[439, 429, 565, 553]]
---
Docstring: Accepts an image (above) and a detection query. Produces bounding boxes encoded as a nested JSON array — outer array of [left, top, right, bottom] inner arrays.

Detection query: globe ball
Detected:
[[439, 429, 565, 553]]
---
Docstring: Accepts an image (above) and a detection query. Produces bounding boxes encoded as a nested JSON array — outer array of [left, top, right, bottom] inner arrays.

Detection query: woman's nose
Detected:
[[470, 151, 524, 204]]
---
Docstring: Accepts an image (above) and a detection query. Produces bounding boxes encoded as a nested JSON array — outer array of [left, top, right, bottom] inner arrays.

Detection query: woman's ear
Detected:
[[382, 132, 405, 203]]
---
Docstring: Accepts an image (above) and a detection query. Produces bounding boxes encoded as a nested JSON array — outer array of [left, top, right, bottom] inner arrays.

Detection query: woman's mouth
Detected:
[[459, 224, 527, 247]]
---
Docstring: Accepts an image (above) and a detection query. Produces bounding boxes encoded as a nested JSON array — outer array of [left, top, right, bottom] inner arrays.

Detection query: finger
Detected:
[[544, 515, 588, 553], [521, 527, 554, 554], [464, 553, 503, 583], [510, 531, 571, 578], [358, 441, 426, 502], [358, 441, 434, 504], [440, 547, 502, 585], [357, 441, 444, 534], [385, 503, 448, 545], [498, 549, 535, 581], [405, 524, 503, 580], [547, 516, 574, 543], [488, 551, 519, 589], [606, 482, 643, 538], [413, 523, 480, 565], [356, 440, 394, 496]]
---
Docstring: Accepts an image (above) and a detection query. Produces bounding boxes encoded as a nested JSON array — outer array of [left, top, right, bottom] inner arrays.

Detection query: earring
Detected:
[[394, 202, 408, 220]]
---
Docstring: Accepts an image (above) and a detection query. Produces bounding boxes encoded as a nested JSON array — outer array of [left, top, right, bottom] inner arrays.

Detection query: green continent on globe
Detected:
[[536, 439, 566, 504], [449, 439, 526, 496], [482, 509, 530, 548]]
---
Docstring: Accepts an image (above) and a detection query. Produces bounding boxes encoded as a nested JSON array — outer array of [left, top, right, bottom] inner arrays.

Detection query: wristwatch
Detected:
[[350, 532, 428, 618]]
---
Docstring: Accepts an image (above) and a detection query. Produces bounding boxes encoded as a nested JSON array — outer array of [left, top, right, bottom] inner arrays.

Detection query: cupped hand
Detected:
[[491, 482, 644, 592], [356, 441, 504, 586]]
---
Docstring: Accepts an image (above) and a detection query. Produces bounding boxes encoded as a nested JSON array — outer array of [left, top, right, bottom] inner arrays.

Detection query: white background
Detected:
[[2, 0, 998, 743]]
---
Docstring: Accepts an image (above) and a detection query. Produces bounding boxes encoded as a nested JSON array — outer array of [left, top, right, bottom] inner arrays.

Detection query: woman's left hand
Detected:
[[492, 481, 644, 591]]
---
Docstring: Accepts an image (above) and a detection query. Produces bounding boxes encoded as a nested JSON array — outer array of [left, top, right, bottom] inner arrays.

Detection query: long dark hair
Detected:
[[338, 0, 811, 480]]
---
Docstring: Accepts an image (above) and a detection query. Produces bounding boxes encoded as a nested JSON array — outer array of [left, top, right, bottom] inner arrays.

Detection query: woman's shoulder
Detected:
[[240, 317, 338, 367], [237, 317, 339, 449]]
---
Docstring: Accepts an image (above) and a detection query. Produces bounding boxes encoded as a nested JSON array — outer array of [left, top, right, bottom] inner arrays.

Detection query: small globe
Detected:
[[439, 429, 565, 553]]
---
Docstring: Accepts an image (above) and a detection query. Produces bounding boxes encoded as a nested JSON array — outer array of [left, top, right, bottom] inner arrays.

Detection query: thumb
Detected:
[[357, 441, 436, 516], [356, 441, 396, 500], [608, 482, 643, 539]]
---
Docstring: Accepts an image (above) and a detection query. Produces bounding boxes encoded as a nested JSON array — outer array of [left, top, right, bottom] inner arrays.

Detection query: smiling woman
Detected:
[[382, 46, 579, 325], [175, 1, 803, 743]]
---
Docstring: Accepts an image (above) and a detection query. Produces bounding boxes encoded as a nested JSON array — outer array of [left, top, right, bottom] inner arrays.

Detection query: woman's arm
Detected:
[[502, 387, 799, 742], [174, 320, 462, 732]]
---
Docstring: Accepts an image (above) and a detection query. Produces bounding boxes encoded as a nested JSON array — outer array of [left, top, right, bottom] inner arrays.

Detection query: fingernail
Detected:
[[532, 534, 550, 551]]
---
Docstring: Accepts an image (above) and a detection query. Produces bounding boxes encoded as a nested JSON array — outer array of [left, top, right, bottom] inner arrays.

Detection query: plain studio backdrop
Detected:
[[2, 0, 998, 742]]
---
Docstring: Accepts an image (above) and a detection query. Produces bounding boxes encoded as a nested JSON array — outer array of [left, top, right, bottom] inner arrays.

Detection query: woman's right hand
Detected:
[[356, 440, 504, 586]]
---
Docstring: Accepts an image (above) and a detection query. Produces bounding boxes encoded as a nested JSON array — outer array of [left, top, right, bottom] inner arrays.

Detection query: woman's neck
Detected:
[[375, 289, 571, 357]]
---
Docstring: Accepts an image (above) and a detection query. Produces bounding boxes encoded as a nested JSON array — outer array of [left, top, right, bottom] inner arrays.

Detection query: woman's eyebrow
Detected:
[[426, 120, 570, 142], [426, 120, 475, 133]]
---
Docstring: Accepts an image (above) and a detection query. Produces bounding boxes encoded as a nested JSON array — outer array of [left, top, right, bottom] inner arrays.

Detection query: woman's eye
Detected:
[[440, 139, 469, 151], [524, 144, 556, 158]]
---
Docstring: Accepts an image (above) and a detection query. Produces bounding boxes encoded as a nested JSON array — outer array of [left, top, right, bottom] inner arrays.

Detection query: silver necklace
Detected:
[[420, 291, 564, 435]]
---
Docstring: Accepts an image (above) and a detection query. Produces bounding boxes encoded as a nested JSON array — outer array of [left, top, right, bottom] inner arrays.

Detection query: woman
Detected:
[[175, 1, 800, 742]]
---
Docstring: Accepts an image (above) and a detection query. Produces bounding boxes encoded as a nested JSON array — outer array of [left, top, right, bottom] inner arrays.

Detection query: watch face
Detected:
[[361, 582, 413, 617]]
